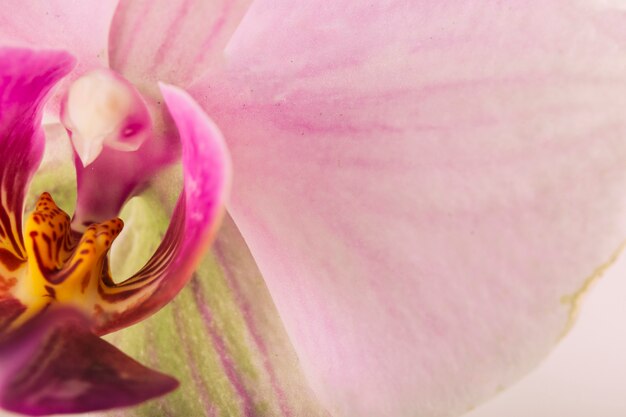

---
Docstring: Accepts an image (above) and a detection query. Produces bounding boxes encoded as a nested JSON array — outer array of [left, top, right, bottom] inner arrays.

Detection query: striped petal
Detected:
[[93, 84, 230, 334], [109, 0, 252, 91], [0, 48, 74, 329], [105, 211, 327, 417], [190, 1, 626, 416], [74, 0, 251, 224], [0, 308, 177, 416]]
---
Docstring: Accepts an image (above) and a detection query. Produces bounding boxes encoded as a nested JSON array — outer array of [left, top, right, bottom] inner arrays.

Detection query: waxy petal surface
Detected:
[[0, 48, 74, 332], [109, 0, 252, 90], [0, 308, 177, 415], [191, 2, 626, 416], [94, 85, 230, 334]]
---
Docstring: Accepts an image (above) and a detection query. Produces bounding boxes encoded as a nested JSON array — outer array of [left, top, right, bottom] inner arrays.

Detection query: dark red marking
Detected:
[[0, 275, 17, 295], [80, 272, 91, 293], [44, 285, 56, 299], [0, 297, 26, 332], [0, 248, 23, 271]]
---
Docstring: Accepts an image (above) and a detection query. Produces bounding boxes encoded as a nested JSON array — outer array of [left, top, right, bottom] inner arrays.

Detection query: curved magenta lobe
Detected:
[[0, 48, 74, 263], [0, 48, 74, 330], [94, 84, 230, 334]]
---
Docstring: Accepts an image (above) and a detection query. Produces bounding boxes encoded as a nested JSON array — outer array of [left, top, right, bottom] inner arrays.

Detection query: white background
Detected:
[[467, 250, 626, 417]]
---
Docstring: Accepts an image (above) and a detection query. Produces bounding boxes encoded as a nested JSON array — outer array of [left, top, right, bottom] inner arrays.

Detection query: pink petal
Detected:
[[94, 84, 230, 334], [0, 308, 178, 415], [109, 0, 252, 90], [0, 47, 73, 280], [0, 1, 118, 112], [191, 2, 626, 416]]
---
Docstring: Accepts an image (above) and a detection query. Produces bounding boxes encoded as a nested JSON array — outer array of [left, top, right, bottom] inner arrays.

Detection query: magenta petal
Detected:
[[192, 2, 626, 416], [109, 0, 252, 89], [72, 145, 168, 226], [95, 84, 230, 334], [0, 2, 117, 112], [0, 48, 74, 269], [0, 308, 178, 415], [71, 108, 176, 226]]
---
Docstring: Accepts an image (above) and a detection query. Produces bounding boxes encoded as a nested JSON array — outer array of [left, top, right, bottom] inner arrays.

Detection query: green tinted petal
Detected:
[[27, 123, 76, 214], [103, 194, 326, 417]]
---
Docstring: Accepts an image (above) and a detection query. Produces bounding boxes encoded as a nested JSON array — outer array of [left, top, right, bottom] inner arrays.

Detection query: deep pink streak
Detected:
[[149, 0, 193, 75], [195, 0, 233, 65], [190, 277, 256, 417], [112, 0, 152, 69], [212, 245, 294, 417], [143, 322, 183, 417]]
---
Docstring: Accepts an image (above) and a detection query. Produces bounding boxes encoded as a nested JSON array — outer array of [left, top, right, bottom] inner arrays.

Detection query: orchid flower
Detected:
[[0, 1, 625, 417]]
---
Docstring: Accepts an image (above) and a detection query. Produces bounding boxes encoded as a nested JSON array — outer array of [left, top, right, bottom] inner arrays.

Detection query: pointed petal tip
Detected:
[[73, 134, 105, 167], [0, 308, 179, 416]]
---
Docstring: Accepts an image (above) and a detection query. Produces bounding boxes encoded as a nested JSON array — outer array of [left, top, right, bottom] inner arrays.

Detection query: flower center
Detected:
[[12, 193, 122, 328]]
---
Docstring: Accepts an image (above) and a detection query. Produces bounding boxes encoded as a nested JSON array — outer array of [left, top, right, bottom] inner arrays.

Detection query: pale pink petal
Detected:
[[109, 0, 252, 91], [0, 1, 115, 68], [0, 1, 118, 112], [94, 84, 230, 334], [191, 2, 626, 416]]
